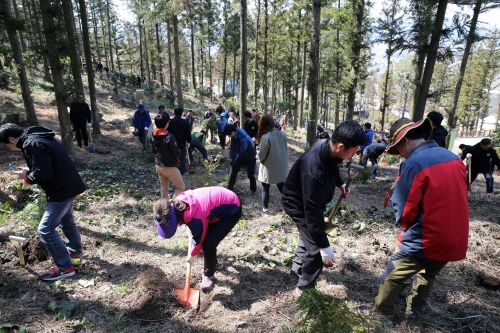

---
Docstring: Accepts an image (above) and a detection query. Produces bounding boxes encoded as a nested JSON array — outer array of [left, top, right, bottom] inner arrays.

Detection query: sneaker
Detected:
[[262, 209, 269, 216], [68, 251, 81, 258], [84, 145, 89, 149], [373, 311, 396, 328], [200, 274, 215, 291], [199, 262, 224, 274], [40, 266, 75, 281]]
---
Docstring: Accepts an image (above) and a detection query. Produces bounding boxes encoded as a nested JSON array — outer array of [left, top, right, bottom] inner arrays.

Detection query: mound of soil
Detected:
[[476, 272, 500, 291], [23, 235, 50, 264]]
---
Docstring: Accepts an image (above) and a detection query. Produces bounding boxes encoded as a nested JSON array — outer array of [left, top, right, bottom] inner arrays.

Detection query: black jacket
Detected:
[[244, 119, 258, 139], [282, 139, 344, 249], [151, 129, 181, 167], [169, 116, 191, 148], [69, 101, 91, 125], [467, 142, 500, 173], [429, 125, 448, 148], [215, 106, 224, 115], [16, 127, 86, 202]]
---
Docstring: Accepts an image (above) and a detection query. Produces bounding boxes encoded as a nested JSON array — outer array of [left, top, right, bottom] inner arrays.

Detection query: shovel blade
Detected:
[[174, 287, 200, 308]]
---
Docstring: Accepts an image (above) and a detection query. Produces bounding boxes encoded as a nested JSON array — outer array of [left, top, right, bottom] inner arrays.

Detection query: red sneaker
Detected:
[[40, 266, 75, 281]]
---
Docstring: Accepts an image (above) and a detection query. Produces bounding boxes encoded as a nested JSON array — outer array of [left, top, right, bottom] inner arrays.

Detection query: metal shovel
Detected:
[[9, 235, 28, 267], [174, 232, 200, 308], [325, 164, 365, 233], [88, 127, 96, 153]]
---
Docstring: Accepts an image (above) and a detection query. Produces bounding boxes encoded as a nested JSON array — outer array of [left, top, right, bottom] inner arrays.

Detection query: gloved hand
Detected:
[[186, 143, 190, 149], [87, 123, 92, 127], [251, 137, 256, 143], [466, 153, 472, 159], [338, 184, 349, 198], [186, 255, 196, 265], [320, 246, 335, 267], [144, 127, 149, 130]]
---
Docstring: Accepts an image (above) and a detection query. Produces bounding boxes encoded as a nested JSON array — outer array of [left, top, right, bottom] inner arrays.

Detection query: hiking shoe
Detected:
[[406, 310, 422, 321], [262, 209, 269, 216], [200, 274, 215, 291], [40, 266, 75, 281], [84, 145, 89, 149], [289, 269, 301, 281], [373, 311, 396, 328], [68, 251, 82, 258]]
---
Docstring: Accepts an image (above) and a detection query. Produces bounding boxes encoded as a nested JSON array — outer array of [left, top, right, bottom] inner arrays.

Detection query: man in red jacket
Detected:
[[374, 118, 469, 326]]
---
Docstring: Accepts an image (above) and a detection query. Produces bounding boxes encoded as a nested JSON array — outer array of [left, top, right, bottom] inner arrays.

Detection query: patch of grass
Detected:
[[111, 282, 134, 297]]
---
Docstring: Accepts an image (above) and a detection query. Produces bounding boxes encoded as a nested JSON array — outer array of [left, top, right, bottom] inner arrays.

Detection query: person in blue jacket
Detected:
[[224, 124, 257, 195], [216, 114, 228, 149], [134, 103, 152, 152], [357, 122, 373, 154]]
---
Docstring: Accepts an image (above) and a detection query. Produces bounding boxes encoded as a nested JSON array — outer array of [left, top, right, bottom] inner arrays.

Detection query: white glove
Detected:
[[87, 123, 92, 127], [338, 184, 350, 198], [186, 143, 190, 149], [186, 255, 196, 265], [320, 246, 335, 266], [251, 137, 256, 143], [144, 127, 148, 130], [466, 153, 472, 159]]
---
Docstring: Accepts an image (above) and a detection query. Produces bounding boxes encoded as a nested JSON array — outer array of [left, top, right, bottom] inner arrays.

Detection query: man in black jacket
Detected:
[[243, 111, 258, 141], [465, 138, 500, 193], [70, 94, 92, 148], [1, 124, 86, 281], [282, 120, 365, 295], [168, 107, 192, 175], [427, 111, 448, 148]]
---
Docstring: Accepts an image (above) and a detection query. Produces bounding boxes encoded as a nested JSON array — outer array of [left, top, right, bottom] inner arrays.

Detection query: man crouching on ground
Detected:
[[0, 123, 86, 281], [282, 120, 366, 296], [374, 118, 469, 326]]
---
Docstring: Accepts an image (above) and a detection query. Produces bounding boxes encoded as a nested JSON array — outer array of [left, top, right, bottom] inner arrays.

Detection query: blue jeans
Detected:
[[38, 197, 82, 269], [470, 170, 494, 193]]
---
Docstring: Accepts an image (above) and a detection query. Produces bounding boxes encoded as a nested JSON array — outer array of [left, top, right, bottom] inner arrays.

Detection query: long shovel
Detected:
[[174, 231, 200, 308], [88, 127, 96, 153], [325, 164, 364, 233], [467, 157, 472, 192]]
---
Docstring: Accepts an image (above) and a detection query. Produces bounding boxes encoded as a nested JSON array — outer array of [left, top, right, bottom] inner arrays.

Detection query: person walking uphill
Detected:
[[216, 114, 228, 149], [224, 124, 257, 195], [256, 114, 289, 215], [465, 138, 500, 193], [374, 118, 469, 326], [70, 93, 92, 148], [169, 107, 192, 175], [153, 187, 242, 291], [134, 104, 152, 153], [0, 124, 87, 281], [151, 113, 185, 199], [282, 120, 366, 295]]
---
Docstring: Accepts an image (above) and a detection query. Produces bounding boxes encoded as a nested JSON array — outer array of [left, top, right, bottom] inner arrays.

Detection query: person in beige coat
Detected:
[[256, 114, 289, 215]]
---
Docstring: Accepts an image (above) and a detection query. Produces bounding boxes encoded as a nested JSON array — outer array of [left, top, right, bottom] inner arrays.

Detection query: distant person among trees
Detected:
[[69, 93, 92, 149], [252, 109, 260, 123], [203, 108, 216, 143], [169, 107, 192, 175], [143, 76, 149, 88], [256, 114, 289, 215], [189, 130, 208, 162], [316, 123, 324, 138], [282, 120, 365, 296], [153, 187, 242, 291], [136, 75, 141, 88], [464, 138, 500, 193], [361, 142, 386, 179], [0, 123, 87, 281], [280, 113, 288, 131], [427, 111, 448, 148], [227, 112, 239, 127], [224, 124, 257, 195], [216, 114, 228, 149], [215, 103, 224, 116], [96, 61, 103, 73], [134, 103, 152, 153], [151, 113, 185, 199], [158, 105, 167, 114], [186, 110, 195, 132], [357, 122, 373, 154], [243, 111, 258, 141]]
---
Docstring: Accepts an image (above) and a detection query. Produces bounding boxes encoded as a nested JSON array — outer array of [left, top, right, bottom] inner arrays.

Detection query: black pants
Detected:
[[469, 169, 494, 193], [203, 205, 242, 277], [227, 159, 257, 192], [261, 182, 284, 209], [73, 123, 88, 147], [138, 130, 147, 150], [188, 139, 208, 161], [292, 222, 323, 289], [218, 134, 226, 149]]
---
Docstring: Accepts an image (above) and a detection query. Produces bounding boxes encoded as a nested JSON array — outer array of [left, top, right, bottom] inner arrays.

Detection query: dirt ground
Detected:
[[1, 83, 500, 333]]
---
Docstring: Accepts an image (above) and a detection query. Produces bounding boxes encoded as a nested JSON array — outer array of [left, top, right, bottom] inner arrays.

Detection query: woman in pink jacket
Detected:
[[153, 186, 241, 291]]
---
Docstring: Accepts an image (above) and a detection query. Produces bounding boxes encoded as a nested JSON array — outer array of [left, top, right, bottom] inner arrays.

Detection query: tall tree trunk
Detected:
[[21, 0, 34, 53], [209, 44, 213, 101], [91, 9, 101, 61], [166, 20, 173, 88], [61, 0, 84, 97], [156, 22, 164, 86], [223, 53, 227, 94], [190, 21, 196, 90], [200, 38, 204, 86], [380, 57, 391, 130], [413, 0, 448, 121], [270, 65, 276, 114], [11, 0, 27, 53], [1, 0, 38, 125], [448, 0, 481, 128], [144, 24, 150, 81], [346, 0, 365, 120], [106, 0, 113, 70], [294, 35, 300, 130], [232, 52, 236, 96], [172, 14, 183, 108], [138, 18, 143, 78], [29, 0, 51, 80], [77, 0, 99, 134], [254, 0, 260, 106], [300, 41, 307, 126], [262, 0, 269, 113], [39, 0, 73, 152], [307, 0, 321, 147], [240, 0, 248, 114]]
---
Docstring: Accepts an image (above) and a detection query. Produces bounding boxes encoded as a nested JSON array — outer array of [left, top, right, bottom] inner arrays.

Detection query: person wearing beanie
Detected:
[[357, 122, 373, 153], [224, 124, 257, 194], [464, 138, 500, 193], [168, 107, 192, 175], [360, 142, 386, 179], [427, 111, 448, 148], [374, 117, 469, 326], [134, 103, 152, 153]]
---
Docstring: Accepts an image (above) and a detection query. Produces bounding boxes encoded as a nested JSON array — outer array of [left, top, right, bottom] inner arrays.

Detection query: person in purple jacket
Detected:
[[153, 186, 242, 291]]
